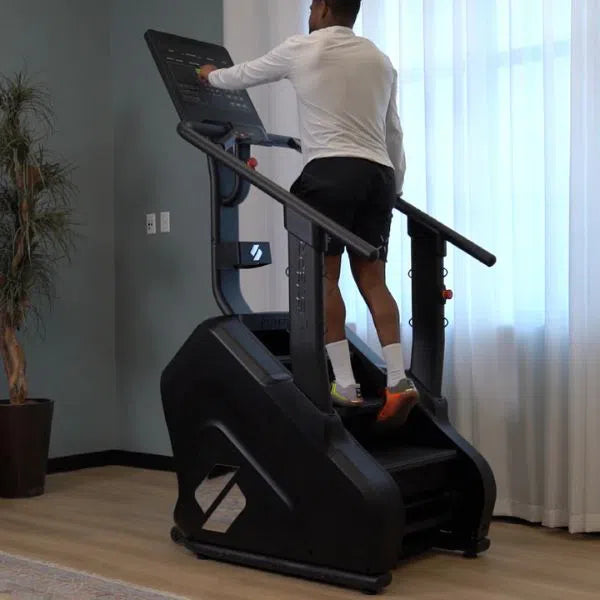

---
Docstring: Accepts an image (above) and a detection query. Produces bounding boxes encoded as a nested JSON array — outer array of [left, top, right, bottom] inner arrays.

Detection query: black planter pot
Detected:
[[0, 398, 54, 498]]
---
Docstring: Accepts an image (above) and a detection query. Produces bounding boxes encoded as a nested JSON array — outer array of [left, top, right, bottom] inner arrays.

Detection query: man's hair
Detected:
[[324, 0, 361, 24]]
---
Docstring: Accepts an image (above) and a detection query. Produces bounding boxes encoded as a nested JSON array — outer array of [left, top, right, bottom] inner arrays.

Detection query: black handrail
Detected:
[[178, 121, 379, 260], [259, 134, 302, 152], [396, 198, 496, 267]]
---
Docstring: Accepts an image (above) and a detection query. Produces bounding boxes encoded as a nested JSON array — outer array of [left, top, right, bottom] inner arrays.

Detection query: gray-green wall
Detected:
[[0, 0, 117, 456], [0, 0, 223, 457], [111, 0, 222, 454]]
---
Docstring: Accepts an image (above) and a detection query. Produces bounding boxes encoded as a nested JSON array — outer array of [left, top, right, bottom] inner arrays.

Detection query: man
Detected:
[[197, 0, 418, 426]]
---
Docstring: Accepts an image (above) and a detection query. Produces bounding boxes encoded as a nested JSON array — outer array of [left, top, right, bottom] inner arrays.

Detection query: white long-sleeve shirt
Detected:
[[209, 26, 406, 194]]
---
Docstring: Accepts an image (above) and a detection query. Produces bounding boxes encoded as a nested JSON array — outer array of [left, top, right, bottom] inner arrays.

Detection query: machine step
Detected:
[[403, 511, 453, 535], [372, 446, 457, 474], [335, 397, 383, 417], [372, 446, 458, 499], [404, 490, 450, 511], [403, 491, 453, 536]]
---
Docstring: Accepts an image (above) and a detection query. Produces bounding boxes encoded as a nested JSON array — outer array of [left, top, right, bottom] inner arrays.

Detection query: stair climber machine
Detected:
[[146, 30, 498, 594]]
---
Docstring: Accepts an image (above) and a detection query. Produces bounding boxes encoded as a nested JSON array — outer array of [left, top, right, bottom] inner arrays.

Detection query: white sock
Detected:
[[326, 340, 356, 388], [382, 343, 406, 388]]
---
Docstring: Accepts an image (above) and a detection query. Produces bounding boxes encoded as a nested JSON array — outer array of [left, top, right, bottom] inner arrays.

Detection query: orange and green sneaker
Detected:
[[377, 378, 419, 427], [330, 382, 363, 407]]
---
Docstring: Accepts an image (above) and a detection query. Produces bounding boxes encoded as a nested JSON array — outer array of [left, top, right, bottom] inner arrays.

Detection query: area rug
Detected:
[[0, 551, 188, 600]]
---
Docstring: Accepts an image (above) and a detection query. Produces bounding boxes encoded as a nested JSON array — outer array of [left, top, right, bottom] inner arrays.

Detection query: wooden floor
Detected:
[[0, 467, 599, 599]]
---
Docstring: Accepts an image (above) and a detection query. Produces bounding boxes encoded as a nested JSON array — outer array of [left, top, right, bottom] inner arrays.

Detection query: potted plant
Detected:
[[0, 72, 76, 498]]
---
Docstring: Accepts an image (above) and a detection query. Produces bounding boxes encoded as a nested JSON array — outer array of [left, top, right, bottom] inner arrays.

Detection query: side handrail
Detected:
[[396, 198, 496, 267], [178, 121, 379, 260], [259, 134, 302, 152]]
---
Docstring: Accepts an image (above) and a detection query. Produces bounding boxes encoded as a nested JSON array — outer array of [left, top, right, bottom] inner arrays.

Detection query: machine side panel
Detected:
[[161, 317, 403, 575]]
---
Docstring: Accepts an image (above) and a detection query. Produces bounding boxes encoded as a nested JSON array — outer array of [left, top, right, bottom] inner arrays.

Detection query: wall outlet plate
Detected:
[[146, 213, 156, 235]]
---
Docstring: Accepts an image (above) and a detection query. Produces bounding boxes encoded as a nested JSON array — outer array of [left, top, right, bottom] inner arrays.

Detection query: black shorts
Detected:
[[290, 157, 396, 261]]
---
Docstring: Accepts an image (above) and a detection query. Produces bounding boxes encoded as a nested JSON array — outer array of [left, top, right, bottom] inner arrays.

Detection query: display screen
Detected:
[[146, 30, 266, 141]]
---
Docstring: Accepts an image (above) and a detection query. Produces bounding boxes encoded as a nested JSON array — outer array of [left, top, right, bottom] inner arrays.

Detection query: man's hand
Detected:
[[196, 64, 218, 82]]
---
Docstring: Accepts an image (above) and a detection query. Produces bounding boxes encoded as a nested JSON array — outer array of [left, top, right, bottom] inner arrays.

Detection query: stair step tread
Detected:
[[404, 492, 450, 510], [372, 446, 457, 473], [334, 397, 383, 417], [404, 511, 453, 535]]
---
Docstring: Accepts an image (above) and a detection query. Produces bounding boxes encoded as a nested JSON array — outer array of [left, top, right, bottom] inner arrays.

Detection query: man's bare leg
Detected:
[[348, 256, 400, 347], [349, 254, 419, 424], [324, 255, 361, 405], [324, 255, 346, 344]]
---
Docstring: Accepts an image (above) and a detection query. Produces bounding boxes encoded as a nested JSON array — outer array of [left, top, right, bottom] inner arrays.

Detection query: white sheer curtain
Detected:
[[567, 0, 600, 532], [227, 0, 600, 531]]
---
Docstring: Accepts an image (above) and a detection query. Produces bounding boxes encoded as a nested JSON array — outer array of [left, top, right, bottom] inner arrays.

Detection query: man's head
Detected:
[[308, 0, 361, 33]]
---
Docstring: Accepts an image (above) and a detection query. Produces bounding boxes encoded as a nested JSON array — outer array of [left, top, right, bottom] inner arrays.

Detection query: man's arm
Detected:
[[198, 37, 299, 91], [386, 70, 406, 196]]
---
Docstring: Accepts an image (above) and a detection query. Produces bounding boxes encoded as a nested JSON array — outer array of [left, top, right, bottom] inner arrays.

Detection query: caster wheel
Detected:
[[361, 589, 380, 596], [170, 526, 184, 545], [196, 553, 208, 561]]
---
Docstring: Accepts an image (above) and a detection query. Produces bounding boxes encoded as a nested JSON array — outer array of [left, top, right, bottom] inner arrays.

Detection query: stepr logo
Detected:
[[250, 244, 263, 262], [195, 466, 246, 534]]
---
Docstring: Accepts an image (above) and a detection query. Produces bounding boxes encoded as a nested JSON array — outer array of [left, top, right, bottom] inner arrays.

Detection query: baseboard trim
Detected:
[[47, 451, 174, 474]]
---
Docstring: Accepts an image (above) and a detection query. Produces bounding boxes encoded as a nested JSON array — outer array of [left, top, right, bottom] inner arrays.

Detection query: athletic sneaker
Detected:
[[330, 382, 363, 407], [377, 378, 419, 426]]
